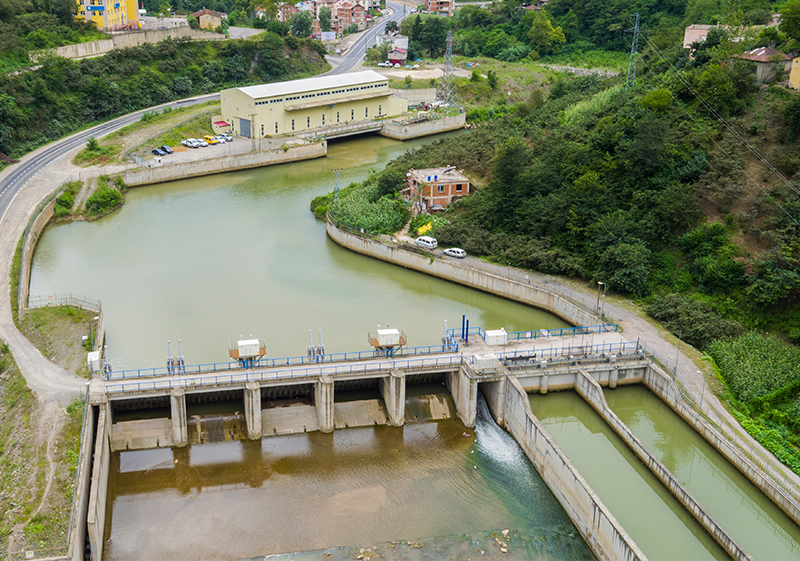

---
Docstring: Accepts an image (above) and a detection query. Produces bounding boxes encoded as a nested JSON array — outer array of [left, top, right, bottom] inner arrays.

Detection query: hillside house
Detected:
[[734, 47, 791, 83], [406, 167, 471, 211], [192, 8, 226, 29], [388, 47, 407, 66]]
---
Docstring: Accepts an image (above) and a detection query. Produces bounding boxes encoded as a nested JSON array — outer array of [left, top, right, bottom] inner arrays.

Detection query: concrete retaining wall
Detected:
[[379, 114, 465, 140], [326, 221, 597, 327], [42, 28, 223, 60], [18, 197, 57, 316], [575, 370, 752, 561], [389, 88, 437, 104], [502, 375, 645, 561], [86, 404, 111, 561], [643, 366, 800, 526], [122, 142, 327, 186], [66, 401, 95, 561]]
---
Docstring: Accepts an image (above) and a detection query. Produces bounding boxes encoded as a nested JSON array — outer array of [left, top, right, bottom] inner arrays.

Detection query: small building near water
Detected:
[[406, 166, 471, 211]]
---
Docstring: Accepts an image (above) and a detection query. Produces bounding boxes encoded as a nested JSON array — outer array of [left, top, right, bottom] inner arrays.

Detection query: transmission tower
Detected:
[[626, 12, 640, 90], [436, 31, 460, 110]]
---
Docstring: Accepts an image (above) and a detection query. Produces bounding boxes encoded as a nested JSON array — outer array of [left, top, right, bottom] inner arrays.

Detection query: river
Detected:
[[29, 133, 568, 371]]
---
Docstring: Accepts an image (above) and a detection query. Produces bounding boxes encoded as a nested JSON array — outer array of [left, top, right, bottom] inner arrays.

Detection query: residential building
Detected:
[[734, 46, 791, 83], [425, 0, 453, 17], [220, 70, 408, 138], [75, 0, 138, 30], [332, 0, 365, 32], [790, 57, 800, 89], [192, 8, 227, 30], [388, 47, 407, 66], [406, 166, 471, 211]]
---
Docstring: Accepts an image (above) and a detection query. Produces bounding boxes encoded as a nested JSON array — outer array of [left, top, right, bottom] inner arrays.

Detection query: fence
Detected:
[[638, 341, 800, 507], [27, 293, 102, 313], [106, 354, 465, 394]]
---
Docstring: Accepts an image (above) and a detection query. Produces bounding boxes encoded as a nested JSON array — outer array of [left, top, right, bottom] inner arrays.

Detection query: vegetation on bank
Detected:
[[708, 333, 800, 472], [83, 175, 126, 218], [19, 306, 95, 378], [0, 341, 82, 552], [0, 33, 328, 164]]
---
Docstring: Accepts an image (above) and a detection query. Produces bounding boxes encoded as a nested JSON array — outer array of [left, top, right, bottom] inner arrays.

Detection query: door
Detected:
[[240, 117, 251, 138]]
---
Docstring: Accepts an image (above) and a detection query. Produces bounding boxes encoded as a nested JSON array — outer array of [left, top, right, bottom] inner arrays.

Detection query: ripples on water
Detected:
[[105, 394, 593, 561]]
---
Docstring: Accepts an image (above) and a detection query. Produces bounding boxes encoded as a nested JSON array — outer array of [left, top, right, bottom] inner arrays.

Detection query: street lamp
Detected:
[[596, 281, 606, 320]]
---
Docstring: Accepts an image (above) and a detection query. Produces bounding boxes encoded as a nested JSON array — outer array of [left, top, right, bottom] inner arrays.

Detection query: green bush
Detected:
[[330, 183, 409, 234], [83, 178, 122, 217], [645, 294, 744, 350]]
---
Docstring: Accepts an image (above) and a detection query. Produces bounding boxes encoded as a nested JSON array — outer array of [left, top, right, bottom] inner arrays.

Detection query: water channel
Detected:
[[605, 385, 800, 559], [529, 391, 729, 561], [30, 133, 568, 371]]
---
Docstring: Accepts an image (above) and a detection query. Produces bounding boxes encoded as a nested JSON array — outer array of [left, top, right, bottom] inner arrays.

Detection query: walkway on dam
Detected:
[[104, 330, 631, 395]]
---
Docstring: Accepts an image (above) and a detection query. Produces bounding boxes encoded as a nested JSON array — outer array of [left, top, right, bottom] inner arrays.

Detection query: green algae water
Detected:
[[605, 385, 800, 559], [29, 133, 567, 371], [529, 391, 728, 561], [104, 398, 595, 560]]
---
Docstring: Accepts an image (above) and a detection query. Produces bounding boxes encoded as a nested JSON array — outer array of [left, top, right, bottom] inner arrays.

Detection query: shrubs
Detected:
[[54, 181, 81, 219], [329, 182, 409, 234], [83, 176, 123, 218], [645, 294, 744, 350]]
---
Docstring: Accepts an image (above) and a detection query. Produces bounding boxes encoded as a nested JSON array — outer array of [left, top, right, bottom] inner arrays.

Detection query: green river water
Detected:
[[28, 133, 800, 560]]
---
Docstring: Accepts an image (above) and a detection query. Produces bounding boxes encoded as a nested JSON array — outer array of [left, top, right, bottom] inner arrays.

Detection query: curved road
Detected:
[[0, 7, 402, 403]]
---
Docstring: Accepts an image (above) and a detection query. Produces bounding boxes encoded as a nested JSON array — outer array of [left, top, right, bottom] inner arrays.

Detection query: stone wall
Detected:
[[380, 113, 465, 140], [18, 197, 56, 315]]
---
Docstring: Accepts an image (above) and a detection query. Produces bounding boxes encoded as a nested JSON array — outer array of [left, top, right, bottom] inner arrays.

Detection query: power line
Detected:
[[626, 12, 640, 90], [640, 36, 800, 227]]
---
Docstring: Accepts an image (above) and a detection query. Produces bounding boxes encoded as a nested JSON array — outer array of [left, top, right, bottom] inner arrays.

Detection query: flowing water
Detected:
[[605, 385, 800, 559], [529, 391, 729, 561], [104, 397, 595, 560], [29, 133, 568, 371]]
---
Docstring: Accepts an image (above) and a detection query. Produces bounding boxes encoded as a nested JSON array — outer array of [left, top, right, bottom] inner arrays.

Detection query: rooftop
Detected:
[[409, 167, 469, 184], [734, 46, 791, 62], [235, 70, 388, 100]]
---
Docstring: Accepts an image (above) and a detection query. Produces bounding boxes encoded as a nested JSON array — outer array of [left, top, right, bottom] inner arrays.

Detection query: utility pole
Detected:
[[626, 12, 640, 90]]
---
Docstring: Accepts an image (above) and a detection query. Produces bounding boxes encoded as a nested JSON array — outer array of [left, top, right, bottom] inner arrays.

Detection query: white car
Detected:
[[414, 236, 437, 250], [198, 139, 209, 147], [221, 133, 233, 142], [443, 247, 466, 259], [394, 63, 401, 68], [214, 135, 227, 143]]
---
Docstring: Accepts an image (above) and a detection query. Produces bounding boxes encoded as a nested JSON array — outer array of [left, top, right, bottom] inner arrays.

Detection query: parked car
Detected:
[[203, 135, 219, 145], [443, 247, 466, 259], [414, 236, 438, 250], [160, 145, 173, 154], [394, 63, 401, 68], [151, 148, 166, 156], [214, 135, 227, 143], [221, 133, 233, 142], [181, 139, 191, 147], [198, 139, 209, 147], [183, 138, 200, 148]]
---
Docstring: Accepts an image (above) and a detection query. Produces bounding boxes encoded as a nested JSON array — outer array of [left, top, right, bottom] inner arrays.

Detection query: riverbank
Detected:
[[324, 216, 800, 492]]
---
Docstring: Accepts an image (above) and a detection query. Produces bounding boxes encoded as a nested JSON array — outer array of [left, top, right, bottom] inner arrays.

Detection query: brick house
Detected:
[[332, 0, 365, 32], [406, 166, 471, 211]]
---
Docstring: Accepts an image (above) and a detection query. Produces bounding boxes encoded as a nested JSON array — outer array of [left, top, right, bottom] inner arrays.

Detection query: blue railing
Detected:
[[446, 323, 617, 343], [106, 355, 466, 394], [494, 340, 640, 363], [108, 341, 459, 381]]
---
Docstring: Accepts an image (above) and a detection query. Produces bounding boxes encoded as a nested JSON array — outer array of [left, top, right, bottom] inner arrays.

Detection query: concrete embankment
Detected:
[[325, 219, 597, 327], [574, 369, 752, 561], [380, 114, 466, 140], [501, 375, 645, 561]]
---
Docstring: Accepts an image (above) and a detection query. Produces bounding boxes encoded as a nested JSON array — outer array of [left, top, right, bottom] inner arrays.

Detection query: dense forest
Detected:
[[0, 32, 327, 160], [315, 1, 800, 471]]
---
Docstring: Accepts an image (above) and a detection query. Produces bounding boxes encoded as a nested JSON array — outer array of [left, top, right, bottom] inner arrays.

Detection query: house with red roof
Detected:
[[733, 46, 791, 83]]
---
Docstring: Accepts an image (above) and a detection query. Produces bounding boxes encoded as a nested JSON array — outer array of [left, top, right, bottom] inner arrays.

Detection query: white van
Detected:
[[415, 236, 438, 250]]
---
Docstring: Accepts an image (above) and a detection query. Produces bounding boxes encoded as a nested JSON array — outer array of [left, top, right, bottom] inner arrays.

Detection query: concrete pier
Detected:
[[381, 369, 406, 426], [315, 376, 335, 433], [244, 382, 262, 440], [448, 367, 477, 428], [170, 388, 188, 447]]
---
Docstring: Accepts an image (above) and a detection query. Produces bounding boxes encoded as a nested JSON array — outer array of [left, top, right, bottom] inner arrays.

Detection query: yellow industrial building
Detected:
[[75, 0, 139, 30], [220, 70, 408, 138]]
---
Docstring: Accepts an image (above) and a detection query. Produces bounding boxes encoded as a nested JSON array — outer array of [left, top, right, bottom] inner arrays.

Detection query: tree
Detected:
[[526, 11, 565, 56], [291, 10, 313, 37], [319, 6, 331, 32], [187, 14, 199, 29], [385, 20, 398, 32], [780, 0, 800, 42], [599, 242, 651, 296], [487, 69, 498, 89], [158, 0, 172, 23]]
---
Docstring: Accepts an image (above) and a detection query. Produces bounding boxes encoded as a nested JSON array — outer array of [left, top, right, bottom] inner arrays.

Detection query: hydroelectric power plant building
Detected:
[[220, 70, 408, 138]]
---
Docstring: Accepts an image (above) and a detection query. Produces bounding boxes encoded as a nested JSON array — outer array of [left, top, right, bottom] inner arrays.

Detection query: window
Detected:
[[378, 105, 381, 115], [351, 109, 354, 120], [337, 111, 340, 123], [437, 185, 445, 193], [456, 184, 463, 192], [365, 107, 369, 118], [275, 122, 278, 133], [322, 114, 326, 125], [291, 119, 295, 131], [307, 116, 310, 128], [261, 124, 264, 136]]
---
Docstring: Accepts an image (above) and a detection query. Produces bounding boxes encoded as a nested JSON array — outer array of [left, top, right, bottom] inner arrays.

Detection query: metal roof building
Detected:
[[221, 70, 408, 138]]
